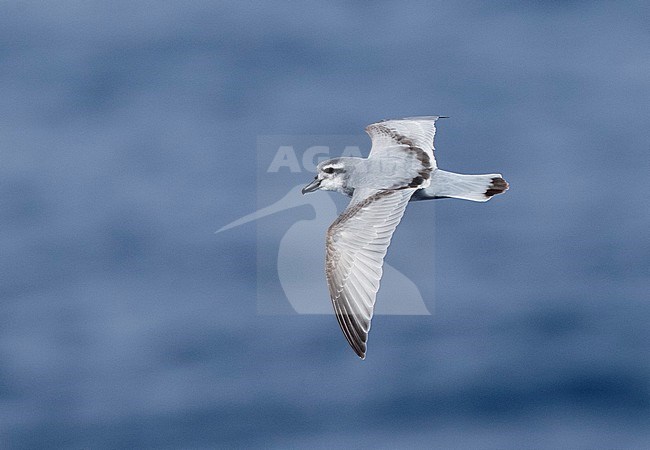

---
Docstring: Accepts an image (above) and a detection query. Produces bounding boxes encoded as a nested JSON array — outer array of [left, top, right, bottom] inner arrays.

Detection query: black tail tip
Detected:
[[485, 177, 509, 198]]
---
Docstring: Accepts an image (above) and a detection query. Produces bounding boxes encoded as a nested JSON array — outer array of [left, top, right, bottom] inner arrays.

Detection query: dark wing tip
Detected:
[[345, 335, 366, 359], [354, 344, 367, 360], [485, 177, 509, 197], [344, 331, 367, 359], [332, 307, 368, 359], [351, 334, 367, 359], [345, 323, 367, 359]]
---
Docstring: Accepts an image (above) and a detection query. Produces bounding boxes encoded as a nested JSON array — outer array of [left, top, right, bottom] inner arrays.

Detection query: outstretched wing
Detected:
[[365, 116, 445, 169], [325, 188, 416, 359]]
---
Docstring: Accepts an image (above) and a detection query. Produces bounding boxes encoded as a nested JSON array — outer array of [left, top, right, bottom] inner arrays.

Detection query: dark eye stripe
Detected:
[[323, 167, 335, 174]]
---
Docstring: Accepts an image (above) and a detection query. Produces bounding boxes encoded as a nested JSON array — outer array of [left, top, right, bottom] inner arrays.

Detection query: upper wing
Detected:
[[325, 188, 416, 359], [365, 116, 445, 169]]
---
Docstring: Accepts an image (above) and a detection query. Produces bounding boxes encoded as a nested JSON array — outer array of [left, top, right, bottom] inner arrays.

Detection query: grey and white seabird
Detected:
[[302, 116, 509, 359]]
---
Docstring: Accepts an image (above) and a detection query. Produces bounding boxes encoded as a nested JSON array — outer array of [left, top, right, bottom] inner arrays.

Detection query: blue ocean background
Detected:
[[1, 1, 649, 448]]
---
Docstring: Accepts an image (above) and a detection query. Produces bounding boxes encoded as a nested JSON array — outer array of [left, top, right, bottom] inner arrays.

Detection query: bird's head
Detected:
[[302, 158, 349, 194]]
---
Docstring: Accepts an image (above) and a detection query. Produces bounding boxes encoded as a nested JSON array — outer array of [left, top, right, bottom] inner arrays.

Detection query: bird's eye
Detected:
[[323, 167, 334, 174]]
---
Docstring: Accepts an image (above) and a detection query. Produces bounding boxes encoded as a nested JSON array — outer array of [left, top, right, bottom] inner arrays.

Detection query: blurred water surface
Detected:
[[1, 1, 649, 448]]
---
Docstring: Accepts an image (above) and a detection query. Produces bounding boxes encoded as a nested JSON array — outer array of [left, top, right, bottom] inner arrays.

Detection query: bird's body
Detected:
[[302, 116, 508, 359]]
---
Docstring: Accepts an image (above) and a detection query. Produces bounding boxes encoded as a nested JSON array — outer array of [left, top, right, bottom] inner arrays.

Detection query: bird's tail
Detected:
[[412, 169, 509, 202]]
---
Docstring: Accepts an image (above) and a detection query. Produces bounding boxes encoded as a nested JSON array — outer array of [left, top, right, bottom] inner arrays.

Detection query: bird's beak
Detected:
[[301, 177, 321, 194]]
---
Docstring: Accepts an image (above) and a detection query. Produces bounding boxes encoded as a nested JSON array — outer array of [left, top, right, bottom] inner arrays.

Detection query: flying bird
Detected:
[[301, 116, 509, 359]]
